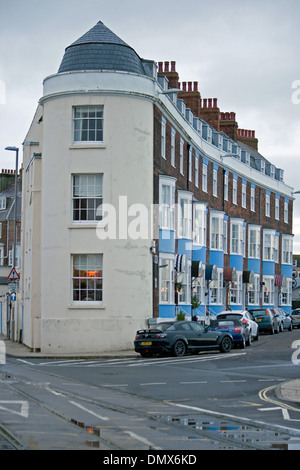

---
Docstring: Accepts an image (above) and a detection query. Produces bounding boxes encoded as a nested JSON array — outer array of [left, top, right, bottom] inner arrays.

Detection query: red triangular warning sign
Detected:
[[8, 268, 20, 281]]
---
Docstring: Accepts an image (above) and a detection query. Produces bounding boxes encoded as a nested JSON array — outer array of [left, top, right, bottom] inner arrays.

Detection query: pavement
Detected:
[[1, 335, 300, 406]]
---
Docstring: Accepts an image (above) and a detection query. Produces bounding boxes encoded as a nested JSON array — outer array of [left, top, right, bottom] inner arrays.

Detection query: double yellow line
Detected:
[[259, 385, 300, 413]]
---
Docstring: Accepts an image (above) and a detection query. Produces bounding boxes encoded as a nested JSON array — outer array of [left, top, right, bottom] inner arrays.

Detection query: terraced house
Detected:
[[21, 21, 294, 353]]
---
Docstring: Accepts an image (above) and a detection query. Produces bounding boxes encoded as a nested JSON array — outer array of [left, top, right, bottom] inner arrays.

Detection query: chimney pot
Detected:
[[164, 61, 169, 72]]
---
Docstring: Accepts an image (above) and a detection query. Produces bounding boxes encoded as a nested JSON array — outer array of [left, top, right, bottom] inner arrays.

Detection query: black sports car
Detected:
[[134, 320, 233, 357]]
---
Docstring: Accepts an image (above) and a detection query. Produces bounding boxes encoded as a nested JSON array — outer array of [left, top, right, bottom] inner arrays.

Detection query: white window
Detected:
[[0, 243, 4, 266], [213, 168, 218, 197], [263, 276, 274, 305], [209, 267, 223, 305], [188, 147, 193, 182], [159, 256, 174, 304], [178, 191, 192, 239], [72, 174, 103, 222], [202, 162, 208, 192], [0, 198, 6, 210], [193, 268, 206, 307], [284, 200, 289, 223], [230, 271, 242, 305], [250, 186, 255, 212], [265, 192, 270, 217], [281, 279, 292, 306], [274, 235, 279, 264], [232, 178, 237, 205], [171, 128, 176, 167], [195, 155, 199, 188], [275, 197, 280, 220], [248, 274, 260, 305], [193, 202, 207, 246], [73, 106, 103, 142], [177, 261, 191, 305], [224, 172, 228, 201], [242, 182, 247, 208], [230, 219, 244, 256], [159, 177, 176, 230], [263, 229, 276, 261], [223, 220, 228, 254], [282, 235, 293, 265], [210, 211, 224, 251], [248, 225, 261, 259], [72, 254, 103, 302], [180, 138, 184, 175], [161, 117, 166, 159]]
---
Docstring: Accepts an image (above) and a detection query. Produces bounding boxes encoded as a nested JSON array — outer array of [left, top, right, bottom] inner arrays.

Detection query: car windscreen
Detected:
[[211, 320, 236, 327], [248, 310, 268, 317], [217, 314, 242, 321]]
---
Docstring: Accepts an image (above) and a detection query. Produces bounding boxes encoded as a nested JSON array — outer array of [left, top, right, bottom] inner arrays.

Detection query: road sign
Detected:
[[8, 268, 19, 281], [10, 292, 17, 302]]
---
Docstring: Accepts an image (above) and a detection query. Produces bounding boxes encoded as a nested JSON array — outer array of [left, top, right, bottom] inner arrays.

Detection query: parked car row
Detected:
[[134, 307, 296, 358]]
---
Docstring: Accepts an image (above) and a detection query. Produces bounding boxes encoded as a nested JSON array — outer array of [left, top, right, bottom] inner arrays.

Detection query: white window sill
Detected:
[[69, 143, 106, 150]]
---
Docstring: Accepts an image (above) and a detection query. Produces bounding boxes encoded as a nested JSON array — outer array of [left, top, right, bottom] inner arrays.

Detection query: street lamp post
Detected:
[[4, 146, 19, 341]]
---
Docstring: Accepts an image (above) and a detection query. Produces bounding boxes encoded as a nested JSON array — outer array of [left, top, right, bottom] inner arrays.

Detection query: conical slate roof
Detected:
[[58, 21, 145, 75]]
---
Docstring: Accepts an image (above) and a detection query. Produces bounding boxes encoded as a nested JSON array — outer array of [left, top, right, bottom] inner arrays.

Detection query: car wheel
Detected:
[[173, 340, 187, 357], [219, 336, 232, 353]]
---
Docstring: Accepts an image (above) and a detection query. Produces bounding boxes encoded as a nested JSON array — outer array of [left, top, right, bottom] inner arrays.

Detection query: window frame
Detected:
[[73, 106, 104, 143], [72, 254, 103, 303], [72, 174, 103, 223]]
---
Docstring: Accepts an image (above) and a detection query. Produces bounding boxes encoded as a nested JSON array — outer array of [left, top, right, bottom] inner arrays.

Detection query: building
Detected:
[[0, 170, 22, 339], [20, 21, 294, 353]]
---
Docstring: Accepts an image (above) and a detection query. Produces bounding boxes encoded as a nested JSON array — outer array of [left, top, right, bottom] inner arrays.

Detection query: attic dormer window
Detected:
[[0, 198, 6, 210]]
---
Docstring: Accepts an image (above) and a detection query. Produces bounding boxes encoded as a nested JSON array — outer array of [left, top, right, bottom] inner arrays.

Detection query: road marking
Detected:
[[0, 400, 29, 418], [180, 381, 208, 384], [69, 401, 109, 421], [124, 430, 162, 450], [259, 385, 300, 413], [140, 382, 167, 386], [220, 380, 246, 383]]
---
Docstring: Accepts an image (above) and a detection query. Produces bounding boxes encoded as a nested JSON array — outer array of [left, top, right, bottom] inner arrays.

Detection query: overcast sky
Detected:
[[1, 0, 300, 249]]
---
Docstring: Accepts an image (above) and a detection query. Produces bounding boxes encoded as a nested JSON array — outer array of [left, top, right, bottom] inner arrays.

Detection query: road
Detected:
[[0, 328, 300, 452]]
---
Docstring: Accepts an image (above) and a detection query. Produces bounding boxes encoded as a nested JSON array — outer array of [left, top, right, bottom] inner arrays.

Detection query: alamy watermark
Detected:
[[292, 339, 300, 365], [291, 80, 300, 104]]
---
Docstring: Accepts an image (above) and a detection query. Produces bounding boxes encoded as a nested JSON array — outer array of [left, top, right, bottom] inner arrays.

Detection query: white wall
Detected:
[[39, 82, 154, 353]]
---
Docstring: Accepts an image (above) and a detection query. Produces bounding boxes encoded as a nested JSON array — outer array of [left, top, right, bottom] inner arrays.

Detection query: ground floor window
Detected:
[[248, 274, 260, 305], [281, 278, 292, 306], [229, 271, 242, 305], [263, 275, 274, 305], [159, 256, 174, 304], [209, 268, 223, 305], [72, 254, 103, 302]]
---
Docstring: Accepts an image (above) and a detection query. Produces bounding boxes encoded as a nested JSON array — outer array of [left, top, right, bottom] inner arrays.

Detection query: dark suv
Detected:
[[248, 308, 280, 334]]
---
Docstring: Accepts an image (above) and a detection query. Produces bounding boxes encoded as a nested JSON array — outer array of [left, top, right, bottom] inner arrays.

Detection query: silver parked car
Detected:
[[273, 308, 292, 331], [291, 308, 300, 329]]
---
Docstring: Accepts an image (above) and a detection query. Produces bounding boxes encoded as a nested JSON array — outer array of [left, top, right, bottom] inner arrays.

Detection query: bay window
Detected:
[[159, 176, 176, 230], [282, 235, 293, 265], [178, 191, 192, 239], [193, 202, 207, 246], [210, 211, 224, 251]]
